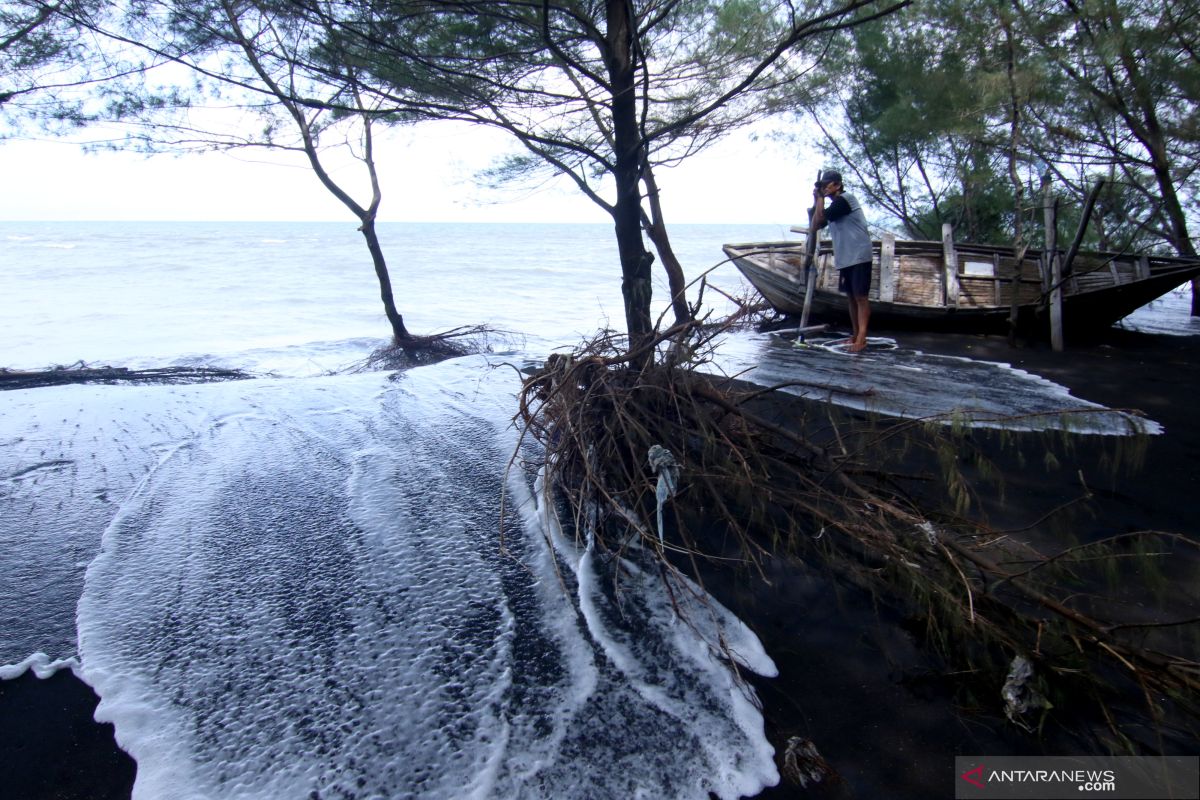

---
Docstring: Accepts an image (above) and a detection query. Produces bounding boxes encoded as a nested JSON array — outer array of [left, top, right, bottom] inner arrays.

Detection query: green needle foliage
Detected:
[[787, 0, 1198, 264]]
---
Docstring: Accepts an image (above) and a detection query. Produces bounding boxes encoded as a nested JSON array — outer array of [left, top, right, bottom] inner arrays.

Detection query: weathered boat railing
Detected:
[[733, 232, 1199, 324], [779, 228, 1194, 293], [727, 233, 1200, 338]]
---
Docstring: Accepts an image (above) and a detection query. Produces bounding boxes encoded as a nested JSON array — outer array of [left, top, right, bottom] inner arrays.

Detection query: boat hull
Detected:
[[724, 239, 1200, 335]]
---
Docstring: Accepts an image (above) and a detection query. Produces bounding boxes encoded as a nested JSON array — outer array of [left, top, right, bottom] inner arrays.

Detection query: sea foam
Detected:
[[76, 356, 778, 800]]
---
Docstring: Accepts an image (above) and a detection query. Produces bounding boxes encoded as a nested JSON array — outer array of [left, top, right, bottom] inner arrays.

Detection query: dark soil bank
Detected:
[[718, 326, 1200, 798], [2, 326, 1197, 800]]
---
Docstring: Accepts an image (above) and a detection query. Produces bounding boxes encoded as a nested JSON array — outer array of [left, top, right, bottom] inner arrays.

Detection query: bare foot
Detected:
[[848, 339, 867, 353]]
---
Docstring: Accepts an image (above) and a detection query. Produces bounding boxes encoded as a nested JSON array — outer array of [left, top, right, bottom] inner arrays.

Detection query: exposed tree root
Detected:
[[353, 325, 503, 370], [516, 325, 1200, 766]]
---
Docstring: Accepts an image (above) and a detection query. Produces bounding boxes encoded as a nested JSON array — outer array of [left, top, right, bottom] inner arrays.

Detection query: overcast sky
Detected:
[[1, 120, 818, 225]]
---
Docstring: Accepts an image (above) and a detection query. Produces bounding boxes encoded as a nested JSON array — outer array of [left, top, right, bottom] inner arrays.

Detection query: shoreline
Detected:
[[3, 324, 1197, 799]]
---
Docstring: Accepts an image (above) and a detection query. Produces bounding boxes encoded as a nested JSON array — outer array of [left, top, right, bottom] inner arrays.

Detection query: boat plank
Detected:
[[960, 277, 1001, 308], [880, 233, 897, 303], [896, 255, 942, 306], [942, 224, 960, 306]]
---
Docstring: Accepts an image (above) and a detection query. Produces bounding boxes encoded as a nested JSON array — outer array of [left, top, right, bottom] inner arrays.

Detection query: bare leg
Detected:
[[846, 296, 860, 342], [849, 297, 870, 352]]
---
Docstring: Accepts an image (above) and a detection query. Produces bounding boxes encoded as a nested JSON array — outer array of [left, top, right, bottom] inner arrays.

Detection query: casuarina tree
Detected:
[[57, 0, 474, 349], [325, 0, 910, 367]]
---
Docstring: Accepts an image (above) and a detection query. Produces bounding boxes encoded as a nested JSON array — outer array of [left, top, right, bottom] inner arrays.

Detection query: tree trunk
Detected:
[[1140, 124, 1198, 312], [1150, 153, 1199, 313], [641, 164, 691, 326], [220, 5, 414, 341], [358, 218, 411, 343], [1147, 146, 1200, 314], [605, 0, 654, 368], [1004, 15, 1024, 347], [1107, 12, 1198, 310]]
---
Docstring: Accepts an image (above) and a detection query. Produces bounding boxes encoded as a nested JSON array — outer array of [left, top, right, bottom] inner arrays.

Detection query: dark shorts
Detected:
[[838, 261, 872, 297]]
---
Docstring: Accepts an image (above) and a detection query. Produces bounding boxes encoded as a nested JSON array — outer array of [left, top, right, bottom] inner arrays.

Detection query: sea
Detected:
[[1, 221, 1196, 799]]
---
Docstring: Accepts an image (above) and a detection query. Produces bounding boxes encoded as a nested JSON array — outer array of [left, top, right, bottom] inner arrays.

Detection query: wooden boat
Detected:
[[723, 232, 1200, 334]]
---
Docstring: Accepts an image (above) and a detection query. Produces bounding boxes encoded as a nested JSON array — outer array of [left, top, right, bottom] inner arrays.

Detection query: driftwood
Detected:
[[0, 363, 252, 391], [1, 326, 506, 392]]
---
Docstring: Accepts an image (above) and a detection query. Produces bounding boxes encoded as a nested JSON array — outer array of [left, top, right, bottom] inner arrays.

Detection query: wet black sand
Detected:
[[2, 326, 1197, 799], [0, 668, 134, 800], [725, 326, 1200, 798]]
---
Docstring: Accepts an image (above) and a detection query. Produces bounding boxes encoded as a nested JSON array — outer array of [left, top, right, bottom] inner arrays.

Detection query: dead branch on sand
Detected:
[[0, 362, 251, 390]]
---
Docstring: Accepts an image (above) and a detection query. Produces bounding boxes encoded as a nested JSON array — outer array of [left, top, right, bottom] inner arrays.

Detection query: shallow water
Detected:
[[1118, 285, 1200, 337], [710, 331, 1160, 435], [0, 221, 786, 373]]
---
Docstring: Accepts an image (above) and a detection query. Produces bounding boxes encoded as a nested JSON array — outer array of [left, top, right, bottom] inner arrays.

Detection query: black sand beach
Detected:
[[0, 668, 134, 800], [3, 325, 1197, 800], [725, 325, 1200, 797]]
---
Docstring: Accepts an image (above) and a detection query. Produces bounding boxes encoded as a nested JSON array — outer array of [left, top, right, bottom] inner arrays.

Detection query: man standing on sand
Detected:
[[810, 169, 874, 353]]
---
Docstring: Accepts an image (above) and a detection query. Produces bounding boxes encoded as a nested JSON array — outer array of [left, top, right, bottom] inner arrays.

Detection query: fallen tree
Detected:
[[515, 320, 1199, 786]]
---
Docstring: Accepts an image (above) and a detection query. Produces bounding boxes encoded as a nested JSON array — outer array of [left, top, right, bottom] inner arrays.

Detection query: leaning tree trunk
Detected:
[[1111, 30, 1198, 311], [359, 218, 411, 343], [1139, 126, 1199, 312], [1150, 158, 1200, 314], [642, 164, 691, 326], [605, 0, 655, 368], [222, 6, 414, 341], [1150, 151, 1199, 314]]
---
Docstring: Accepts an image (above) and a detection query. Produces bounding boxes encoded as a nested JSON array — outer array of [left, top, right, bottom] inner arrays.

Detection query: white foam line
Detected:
[[0, 652, 80, 680], [507, 463, 601, 780], [77, 471, 207, 800], [532, 460, 780, 797], [664, 570, 778, 678]]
